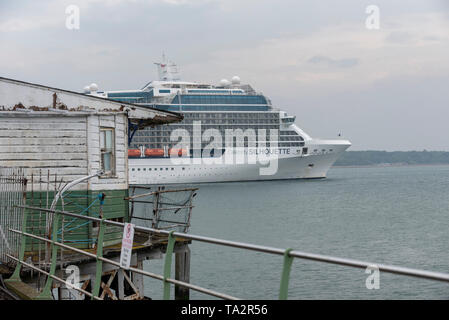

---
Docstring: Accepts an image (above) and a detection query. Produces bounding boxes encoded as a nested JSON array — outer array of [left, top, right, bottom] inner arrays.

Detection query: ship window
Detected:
[[303, 147, 308, 155], [100, 127, 115, 177]]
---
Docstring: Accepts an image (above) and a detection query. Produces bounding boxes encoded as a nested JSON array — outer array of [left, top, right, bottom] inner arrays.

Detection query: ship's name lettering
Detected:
[[246, 148, 290, 155]]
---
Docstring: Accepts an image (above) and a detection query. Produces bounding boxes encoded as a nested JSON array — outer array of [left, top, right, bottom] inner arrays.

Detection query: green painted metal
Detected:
[[279, 248, 294, 300], [35, 213, 60, 300], [91, 218, 105, 299], [163, 231, 176, 300], [23, 189, 128, 251], [6, 207, 29, 282]]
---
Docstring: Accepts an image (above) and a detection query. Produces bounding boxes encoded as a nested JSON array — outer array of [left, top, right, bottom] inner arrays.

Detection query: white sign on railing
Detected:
[[120, 223, 135, 269]]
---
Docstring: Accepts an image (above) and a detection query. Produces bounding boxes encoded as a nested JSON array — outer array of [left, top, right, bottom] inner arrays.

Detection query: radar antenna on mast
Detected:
[[154, 53, 180, 81]]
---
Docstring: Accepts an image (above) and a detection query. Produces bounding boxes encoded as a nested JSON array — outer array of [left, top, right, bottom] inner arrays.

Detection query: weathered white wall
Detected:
[[87, 114, 128, 191], [0, 115, 88, 182], [0, 113, 128, 191]]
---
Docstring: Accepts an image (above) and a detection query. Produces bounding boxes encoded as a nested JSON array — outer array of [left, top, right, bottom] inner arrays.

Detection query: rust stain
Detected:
[[29, 106, 49, 111], [52, 93, 57, 108], [12, 103, 25, 110]]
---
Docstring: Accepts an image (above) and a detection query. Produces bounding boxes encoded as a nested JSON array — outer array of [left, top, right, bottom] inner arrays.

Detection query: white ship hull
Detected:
[[129, 139, 350, 185]]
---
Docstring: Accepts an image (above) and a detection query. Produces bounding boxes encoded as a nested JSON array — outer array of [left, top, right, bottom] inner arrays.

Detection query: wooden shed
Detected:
[[0, 77, 182, 256]]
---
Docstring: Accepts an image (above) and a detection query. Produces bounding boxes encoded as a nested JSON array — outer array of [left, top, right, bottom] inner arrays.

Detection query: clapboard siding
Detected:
[[0, 137, 86, 145], [0, 130, 86, 138], [0, 152, 87, 160], [0, 116, 88, 185], [0, 113, 128, 191], [0, 160, 86, 167], [0, 113, 128, 190], [0, 145, 87, 153], [0, 122, 87, 130], [0, 117, 87, 123]]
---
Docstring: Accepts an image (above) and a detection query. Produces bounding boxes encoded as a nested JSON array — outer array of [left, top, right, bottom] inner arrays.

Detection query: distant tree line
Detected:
[[333, 151, 449, 166]]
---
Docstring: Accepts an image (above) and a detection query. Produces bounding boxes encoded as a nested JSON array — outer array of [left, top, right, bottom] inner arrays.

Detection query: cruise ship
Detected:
[[87, 56, 351, 185]]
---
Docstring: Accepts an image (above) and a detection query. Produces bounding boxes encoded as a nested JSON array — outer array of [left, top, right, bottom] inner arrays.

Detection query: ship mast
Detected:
[[154, 53, 180, 81]]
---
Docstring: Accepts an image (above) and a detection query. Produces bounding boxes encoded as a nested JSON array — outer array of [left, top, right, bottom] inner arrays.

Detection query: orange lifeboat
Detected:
[[168, 148, 187, 157], [144, 148, 165, 157], [128, 149, 141, 157]]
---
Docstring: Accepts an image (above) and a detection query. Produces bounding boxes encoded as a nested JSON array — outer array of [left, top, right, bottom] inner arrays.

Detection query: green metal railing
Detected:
[[6, 204, 449, 300]]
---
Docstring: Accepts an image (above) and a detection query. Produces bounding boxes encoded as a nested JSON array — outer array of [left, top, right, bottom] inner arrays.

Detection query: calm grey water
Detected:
[[143, 165, 449, 299]]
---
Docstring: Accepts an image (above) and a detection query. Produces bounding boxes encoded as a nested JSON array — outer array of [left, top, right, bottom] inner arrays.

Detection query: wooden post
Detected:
[[132, 259, 144, 299], [117, 269, 125, 300], [175, 246, 190, 300]]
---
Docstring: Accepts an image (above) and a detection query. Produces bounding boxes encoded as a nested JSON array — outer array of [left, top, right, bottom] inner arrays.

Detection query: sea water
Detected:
[[142, 165, 449, 299]]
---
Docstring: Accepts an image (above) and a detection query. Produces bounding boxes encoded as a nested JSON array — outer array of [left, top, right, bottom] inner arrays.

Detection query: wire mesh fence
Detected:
[[0, 168, 101, 268], [128, 186, 197, 239], [0, 167, 27, 266]]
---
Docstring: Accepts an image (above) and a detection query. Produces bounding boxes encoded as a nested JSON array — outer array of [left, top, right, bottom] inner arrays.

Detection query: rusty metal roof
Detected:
[[0, 77, 183, 126]]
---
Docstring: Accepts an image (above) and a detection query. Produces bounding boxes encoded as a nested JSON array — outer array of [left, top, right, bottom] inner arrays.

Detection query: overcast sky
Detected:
[[1, 0, 448, 151]]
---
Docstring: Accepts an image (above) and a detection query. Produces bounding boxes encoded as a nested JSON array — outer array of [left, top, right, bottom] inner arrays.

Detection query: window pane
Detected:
[[100, 131, 105, 149], [105, 130, 113, 149], [103, 152, 111, 171]]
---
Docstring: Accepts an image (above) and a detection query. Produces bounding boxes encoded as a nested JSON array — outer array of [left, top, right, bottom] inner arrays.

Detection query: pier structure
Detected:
[[0, 176, 196, 300]]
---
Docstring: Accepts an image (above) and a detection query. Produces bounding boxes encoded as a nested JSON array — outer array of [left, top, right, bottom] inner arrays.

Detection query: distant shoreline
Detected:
[[333, 150, 449, 167]]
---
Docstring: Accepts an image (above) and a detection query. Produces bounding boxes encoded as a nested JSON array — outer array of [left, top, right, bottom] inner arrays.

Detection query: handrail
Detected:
[[7, 228, 238, 300], [9, 204, 449, 300]]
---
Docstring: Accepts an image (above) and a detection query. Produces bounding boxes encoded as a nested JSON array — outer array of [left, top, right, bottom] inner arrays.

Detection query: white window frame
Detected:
[[100, 127, 116, 177]]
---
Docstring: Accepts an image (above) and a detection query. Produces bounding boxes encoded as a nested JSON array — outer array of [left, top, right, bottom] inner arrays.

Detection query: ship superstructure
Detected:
[[87, 56, 351, 184]]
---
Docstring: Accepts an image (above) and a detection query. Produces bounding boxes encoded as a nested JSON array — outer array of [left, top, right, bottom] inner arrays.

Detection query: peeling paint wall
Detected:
[[0, 113, 128, 191]]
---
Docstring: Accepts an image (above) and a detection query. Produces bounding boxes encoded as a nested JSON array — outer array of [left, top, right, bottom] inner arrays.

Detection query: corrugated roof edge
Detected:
[[0, 76, 183, 120]]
